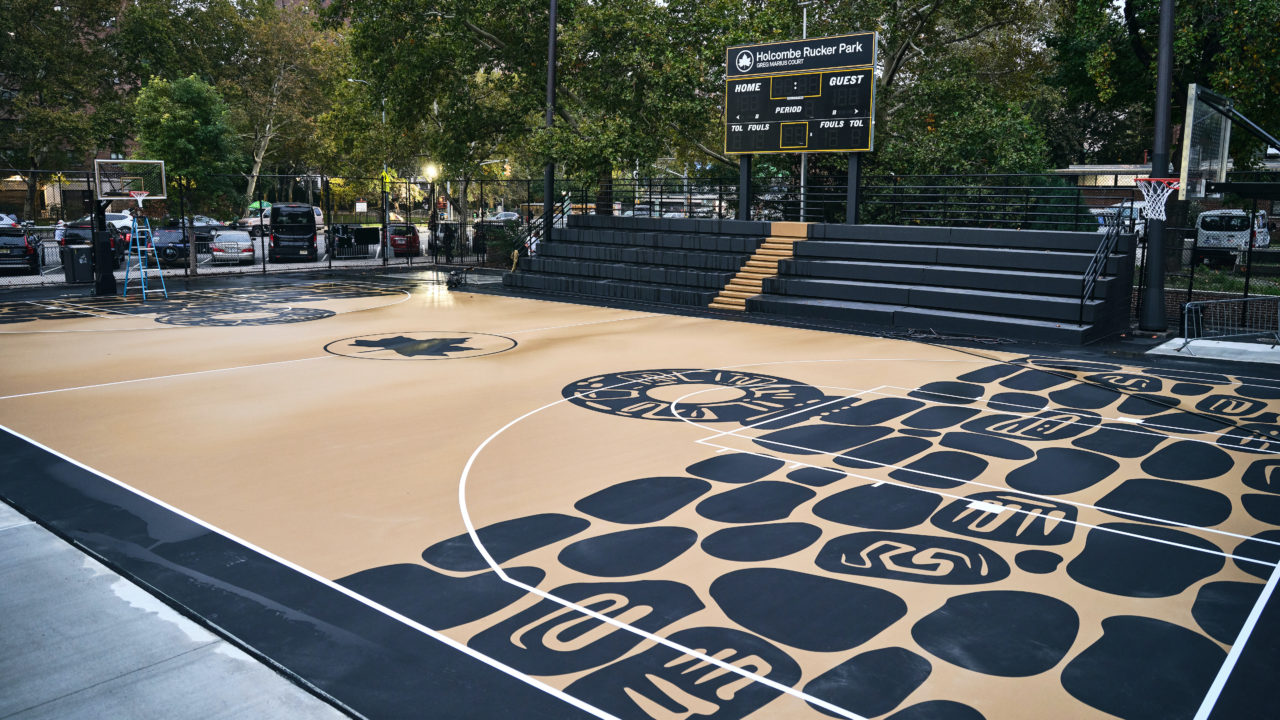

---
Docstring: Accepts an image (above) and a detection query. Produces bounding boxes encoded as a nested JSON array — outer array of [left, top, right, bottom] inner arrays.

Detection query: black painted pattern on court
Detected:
[[340, 360, 1280, 720]]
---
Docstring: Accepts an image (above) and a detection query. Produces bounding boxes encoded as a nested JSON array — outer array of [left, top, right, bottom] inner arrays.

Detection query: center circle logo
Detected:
[[157, 303, 335, 326], [735, 50, 754, 73], [325, 331, 517, 360]]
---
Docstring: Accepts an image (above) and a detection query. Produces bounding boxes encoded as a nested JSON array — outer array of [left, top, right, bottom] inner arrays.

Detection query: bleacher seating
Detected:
[[503, 215, 768, 307], [503, 216, 1135, 344], [749, 224, 1136, 344]]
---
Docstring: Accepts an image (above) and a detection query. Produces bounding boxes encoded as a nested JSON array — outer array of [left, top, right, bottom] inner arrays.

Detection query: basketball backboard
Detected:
[[93, 159, 167, 201], [1178, 84, 1232, 200]]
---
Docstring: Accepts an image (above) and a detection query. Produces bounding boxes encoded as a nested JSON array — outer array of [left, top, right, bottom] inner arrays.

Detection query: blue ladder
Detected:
[[121, 217, 168, 300]]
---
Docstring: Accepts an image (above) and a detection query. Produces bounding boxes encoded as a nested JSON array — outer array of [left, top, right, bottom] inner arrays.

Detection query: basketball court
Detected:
[[2, 269, 1279, 720]]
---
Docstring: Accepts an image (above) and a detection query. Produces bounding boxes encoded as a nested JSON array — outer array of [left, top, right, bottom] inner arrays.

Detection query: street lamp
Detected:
[[423, 162, 440, 261]]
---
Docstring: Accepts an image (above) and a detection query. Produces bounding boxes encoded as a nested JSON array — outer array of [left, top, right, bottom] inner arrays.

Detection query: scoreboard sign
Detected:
[[725, 32, 877, 155]]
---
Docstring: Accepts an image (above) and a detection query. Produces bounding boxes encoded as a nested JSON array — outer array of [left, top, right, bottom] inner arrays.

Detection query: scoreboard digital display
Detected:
[[725, 33, 877, 155]]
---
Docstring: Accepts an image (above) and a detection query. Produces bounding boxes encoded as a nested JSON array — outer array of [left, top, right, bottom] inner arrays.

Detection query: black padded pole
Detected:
[[738, 156, 751, 221], [1140, 0, 1175, 332]]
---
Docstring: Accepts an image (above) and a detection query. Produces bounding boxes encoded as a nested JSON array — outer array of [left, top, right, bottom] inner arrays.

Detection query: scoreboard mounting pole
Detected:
[[725, 32, 876, 224]]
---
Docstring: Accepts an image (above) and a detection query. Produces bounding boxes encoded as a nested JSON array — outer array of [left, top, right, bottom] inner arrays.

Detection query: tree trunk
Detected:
[[243, 130, 271, 209], [595, 167, 613, 215], [23, 172, 39, 221]]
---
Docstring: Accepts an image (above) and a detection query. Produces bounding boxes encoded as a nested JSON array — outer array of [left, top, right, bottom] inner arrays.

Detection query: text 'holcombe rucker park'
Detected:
[[752, 41, 866, 70]]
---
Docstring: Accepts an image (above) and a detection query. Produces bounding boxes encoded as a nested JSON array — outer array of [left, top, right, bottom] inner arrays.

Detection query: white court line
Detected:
[[35, 299, 136, 318], [501, 313, 663, 336], [458, 369, 871, 720], [1194, 559, 1280, 720], [0, 425, 616, 720], [676, 380, 1280, 550], [23, 301, 114, 319], [700, 436, 1274, 568], [695, 390, 878, 444], [0, 282, 412, 334], [0, 355, 335, 401], [870, 384, 1280, 455], [663, 383, 1280, 560]]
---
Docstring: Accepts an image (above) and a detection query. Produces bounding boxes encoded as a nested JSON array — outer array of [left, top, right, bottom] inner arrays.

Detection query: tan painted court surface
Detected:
[[2, 272, 1279, 720]]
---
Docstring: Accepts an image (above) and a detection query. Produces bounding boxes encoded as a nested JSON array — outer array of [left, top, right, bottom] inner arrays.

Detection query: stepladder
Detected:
[[121, 217, 168, 300]]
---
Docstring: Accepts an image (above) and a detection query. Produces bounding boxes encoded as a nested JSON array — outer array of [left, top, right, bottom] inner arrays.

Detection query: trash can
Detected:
[[62, 244, 93, 283]]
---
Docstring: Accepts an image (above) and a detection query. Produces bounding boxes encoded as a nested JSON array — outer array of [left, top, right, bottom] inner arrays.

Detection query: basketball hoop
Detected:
[[128, 190, 150, 208], [1133, 178, 1179, 221]]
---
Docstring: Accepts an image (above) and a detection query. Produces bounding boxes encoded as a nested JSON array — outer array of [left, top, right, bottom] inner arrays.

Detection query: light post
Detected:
[[423, 162, 440, 262], [798, 0, 819, 221], [544, 0, 557, 236]]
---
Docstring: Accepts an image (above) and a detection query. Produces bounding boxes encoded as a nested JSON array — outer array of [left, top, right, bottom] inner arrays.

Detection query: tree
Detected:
[[134, 75, 238, 273], [0, 0, 130, 218], [220, 4, 334, 208], [1045, 0, 1280, 167]]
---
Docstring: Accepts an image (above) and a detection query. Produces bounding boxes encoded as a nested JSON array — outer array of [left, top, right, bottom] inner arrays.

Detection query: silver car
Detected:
[[209, 230, 256, 264]]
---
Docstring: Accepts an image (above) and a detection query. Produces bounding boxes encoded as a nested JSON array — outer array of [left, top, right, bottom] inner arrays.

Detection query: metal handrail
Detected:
[[1079, 213, 1123, 325]]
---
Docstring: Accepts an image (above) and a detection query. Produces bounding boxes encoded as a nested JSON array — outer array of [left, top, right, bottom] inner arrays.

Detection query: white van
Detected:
[[1196, 209, 1270, 250]]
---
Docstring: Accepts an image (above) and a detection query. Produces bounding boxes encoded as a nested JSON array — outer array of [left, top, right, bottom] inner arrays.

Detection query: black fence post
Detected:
[[846, 153, 860, 225], [324, 175, 333, 270], [381, 176, 389, 267], [738, 157, 752, 221], [1241, 196, 1258, 328]]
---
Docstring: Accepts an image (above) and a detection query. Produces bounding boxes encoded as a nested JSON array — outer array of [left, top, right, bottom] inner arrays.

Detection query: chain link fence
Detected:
[[5, 164, 1277, 339], [1133, 171, 1280, 329]]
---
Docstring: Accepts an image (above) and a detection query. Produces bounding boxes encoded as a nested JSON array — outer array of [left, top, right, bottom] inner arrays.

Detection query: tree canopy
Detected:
[[6, 0, 1280, 198]]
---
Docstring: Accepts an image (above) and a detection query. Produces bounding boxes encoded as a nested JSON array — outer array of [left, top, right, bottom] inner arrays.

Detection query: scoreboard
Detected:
[[724, 33, 877, 155]]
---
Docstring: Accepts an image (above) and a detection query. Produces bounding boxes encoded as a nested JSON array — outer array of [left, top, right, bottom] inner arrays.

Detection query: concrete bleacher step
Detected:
[[768, 277, 1103, 323], [748, 295, 1097, 344], [796, 240, 1115, 275], [781, 258, 1119, 298], [814, 223, 1125, 253], [707, 222, 807, 311], [710, 298, 747, 310], [504, 271, 720, 306]]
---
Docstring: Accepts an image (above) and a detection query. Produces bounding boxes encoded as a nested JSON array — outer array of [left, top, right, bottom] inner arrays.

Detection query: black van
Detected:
[[268, 202, 319, 262]]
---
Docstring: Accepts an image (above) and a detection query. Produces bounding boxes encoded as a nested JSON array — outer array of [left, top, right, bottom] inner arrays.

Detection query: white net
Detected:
[[1136, 178, 1178, 221]]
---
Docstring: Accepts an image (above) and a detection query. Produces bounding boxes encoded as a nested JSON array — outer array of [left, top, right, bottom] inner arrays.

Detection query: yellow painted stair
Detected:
[[709, 222, 807, 311]]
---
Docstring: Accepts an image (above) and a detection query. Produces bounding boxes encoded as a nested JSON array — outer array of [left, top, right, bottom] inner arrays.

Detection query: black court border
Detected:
[[0, 427, 593, 720], [4, 272, 1280, 719], [3, 415, 1280, 719]]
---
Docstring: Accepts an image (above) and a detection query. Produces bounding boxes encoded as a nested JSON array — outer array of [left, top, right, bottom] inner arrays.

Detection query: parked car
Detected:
[[312, 205, 324, 227], [209, 230, 256, 264], [192, 215, 225, 227], [0, 225, 41, 274], [65, 211, 133, 232], [238, 211, 270, 237], [1090, 208, 1116, 232], [267, 202, 319, 262], [150, 219, 216, 267], [487, 211, 520, 222], [0, 213, 20, 227], [387, 223, 420, 256]]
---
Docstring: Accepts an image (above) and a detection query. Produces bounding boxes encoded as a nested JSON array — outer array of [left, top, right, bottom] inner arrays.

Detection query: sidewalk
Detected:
[[0, 502, 351, 720]]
